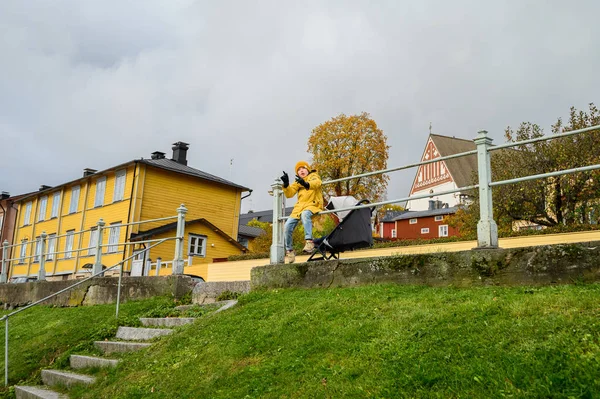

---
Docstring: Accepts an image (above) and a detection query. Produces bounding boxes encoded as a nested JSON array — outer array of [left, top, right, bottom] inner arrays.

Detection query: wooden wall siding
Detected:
[[140, 167, 242, 238], [395, 216, 457, 240]]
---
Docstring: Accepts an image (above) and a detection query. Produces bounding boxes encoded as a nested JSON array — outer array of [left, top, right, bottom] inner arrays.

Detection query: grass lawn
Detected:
[[0, 296, 181, 398], [59, 283, 600, 398]]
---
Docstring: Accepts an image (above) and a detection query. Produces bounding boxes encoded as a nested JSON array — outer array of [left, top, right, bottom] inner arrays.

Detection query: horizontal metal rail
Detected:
[[489, 124, 600, 152], [279, 184, 478, 220], [490, 163, 600, 187], [323, 150, 478, 185], [119, 216, 177, 227], [121, 237, 177, 246]]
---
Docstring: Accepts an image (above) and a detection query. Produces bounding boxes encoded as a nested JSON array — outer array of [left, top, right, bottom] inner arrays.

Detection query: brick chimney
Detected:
[[171, 142, 189, 166]]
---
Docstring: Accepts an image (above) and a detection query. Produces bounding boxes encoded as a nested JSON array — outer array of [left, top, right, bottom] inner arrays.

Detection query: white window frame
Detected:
[[47, 234, 57, 260], [51, 192, 60, 218], [439, 225, 449, 237], [391, 229, 397, 238], [69, 186, 80, 214], [65, 230, 75, 259], [108, 223, 121, 253], [34, 237, 41, 263], [38, 196, 48, 221], [88, 228, 99, 256], [434, 215, 444, 222], [421, 227, 429, 234], [409, 218, 417, 224], [94, 177, 106, 207], [113, 170, 126, 202], [188, 234, 207, 257], [23, 202, 32, 225], [19, 239, 28, 263]]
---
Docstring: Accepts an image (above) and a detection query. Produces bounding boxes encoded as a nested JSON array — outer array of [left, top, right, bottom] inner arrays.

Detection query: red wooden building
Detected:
[[379, 201, 458, 240]]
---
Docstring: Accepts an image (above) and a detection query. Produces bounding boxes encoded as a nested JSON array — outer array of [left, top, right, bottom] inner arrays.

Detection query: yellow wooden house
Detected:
[[9, 142, 250, 281]]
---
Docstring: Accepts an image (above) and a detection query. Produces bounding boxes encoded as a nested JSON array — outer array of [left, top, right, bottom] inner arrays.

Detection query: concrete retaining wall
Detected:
[[0, 275, 196, 308], [251, 241, 600, 290], [192, 281, 251, 304]]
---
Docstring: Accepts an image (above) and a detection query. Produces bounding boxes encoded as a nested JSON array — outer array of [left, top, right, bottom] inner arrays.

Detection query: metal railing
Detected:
[[269, 125, 600, 263], [0, 205, 188, 386]]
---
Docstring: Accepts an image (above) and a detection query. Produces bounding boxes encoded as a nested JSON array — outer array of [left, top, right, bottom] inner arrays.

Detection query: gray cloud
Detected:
[[1, 0, 599, 213]]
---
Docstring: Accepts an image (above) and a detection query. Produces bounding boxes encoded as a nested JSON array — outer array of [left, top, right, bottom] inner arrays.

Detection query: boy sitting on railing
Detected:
[[280, 161, 323, 263]]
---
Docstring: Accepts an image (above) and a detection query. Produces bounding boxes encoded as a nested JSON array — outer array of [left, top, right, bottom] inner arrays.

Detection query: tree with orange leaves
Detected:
[[307, 112, 390, 202]]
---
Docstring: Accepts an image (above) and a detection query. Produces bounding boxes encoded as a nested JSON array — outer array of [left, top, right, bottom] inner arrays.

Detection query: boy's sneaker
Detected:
[[286, 250, 295, 264], [302, 240, 315, 253]]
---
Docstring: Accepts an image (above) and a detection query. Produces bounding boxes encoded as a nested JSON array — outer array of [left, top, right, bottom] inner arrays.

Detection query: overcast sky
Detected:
[[1, 0, 599, 213]]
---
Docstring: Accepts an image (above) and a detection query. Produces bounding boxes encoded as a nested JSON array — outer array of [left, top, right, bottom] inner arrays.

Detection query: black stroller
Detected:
[[308, 197, 375, 261]]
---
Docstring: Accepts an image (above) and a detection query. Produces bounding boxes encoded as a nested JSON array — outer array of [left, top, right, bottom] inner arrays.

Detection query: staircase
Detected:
[[14, 301, 237, 398]]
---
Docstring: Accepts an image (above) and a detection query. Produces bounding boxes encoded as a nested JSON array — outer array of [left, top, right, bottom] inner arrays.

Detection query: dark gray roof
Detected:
[[430, 134, 478, 188], [380, 210, 407, 222], [392, 206, 458, 221], [239, 207, 294, 225], [141, 158, 250, 191], [238, 224, 266, 238]]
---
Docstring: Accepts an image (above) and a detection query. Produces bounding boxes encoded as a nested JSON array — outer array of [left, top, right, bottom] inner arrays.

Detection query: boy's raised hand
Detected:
[[295, 175, 310, 189], [280, 171, 289, 188]]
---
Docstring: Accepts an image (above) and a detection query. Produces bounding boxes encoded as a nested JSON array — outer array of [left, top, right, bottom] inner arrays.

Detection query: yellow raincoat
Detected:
[[283, 171, 323, 219]]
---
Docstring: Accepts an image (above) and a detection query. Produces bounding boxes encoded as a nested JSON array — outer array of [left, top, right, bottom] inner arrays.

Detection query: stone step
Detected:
[[214, 299, 238, 313], [140, 317, 196, 327], [15, 385, 68, 399], [94, 340, 151, 354], [41, 369, 95, 388], [70, 354, 119, 369], [115, 326, 173, 341]]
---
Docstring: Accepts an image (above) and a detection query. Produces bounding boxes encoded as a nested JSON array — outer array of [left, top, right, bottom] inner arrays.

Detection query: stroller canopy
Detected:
[[325, 196, 359, 222]]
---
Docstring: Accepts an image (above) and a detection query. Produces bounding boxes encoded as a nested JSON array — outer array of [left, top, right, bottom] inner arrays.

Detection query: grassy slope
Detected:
[[66, 284, 600, 399]]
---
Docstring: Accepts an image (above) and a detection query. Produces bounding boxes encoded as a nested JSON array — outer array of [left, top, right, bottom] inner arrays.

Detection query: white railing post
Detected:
[[173, 204, 187, 275], [38, 232, 47, 281], [155, 257, 162, 276], [474, 130, 498, 248], [1, 241, 8, 283], [270, 178, 285, 264], [93, 219, 105, 275], [144, 258, 151, 276]]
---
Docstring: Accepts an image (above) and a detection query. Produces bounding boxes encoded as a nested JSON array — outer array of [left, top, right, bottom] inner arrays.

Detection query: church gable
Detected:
[[410, 137, 454, 195]]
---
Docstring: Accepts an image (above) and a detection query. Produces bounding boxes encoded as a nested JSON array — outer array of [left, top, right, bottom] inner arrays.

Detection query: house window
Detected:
[[238, 237, 249, 249], [409, 218, 417, 224], [47, 234, 57, 260], [434, 215, 444, 222], [65, 230, 75, 259], [113, 170, 126, 202], [19, 239, 28, 263], [38, 196, 48, 221], [108, 223, 121, 253], [69, 186, 80, 214], [94, 177, 106, 207], [439, 225, 448, 237], [188, 234, 207, 257], [34, 237, 41, 263], [391, 229, 397, 238], [88, 228, 99, 256], [23, 202, 32, 225], [51, 192, 60, 218], [421, 228, 429, 234]]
